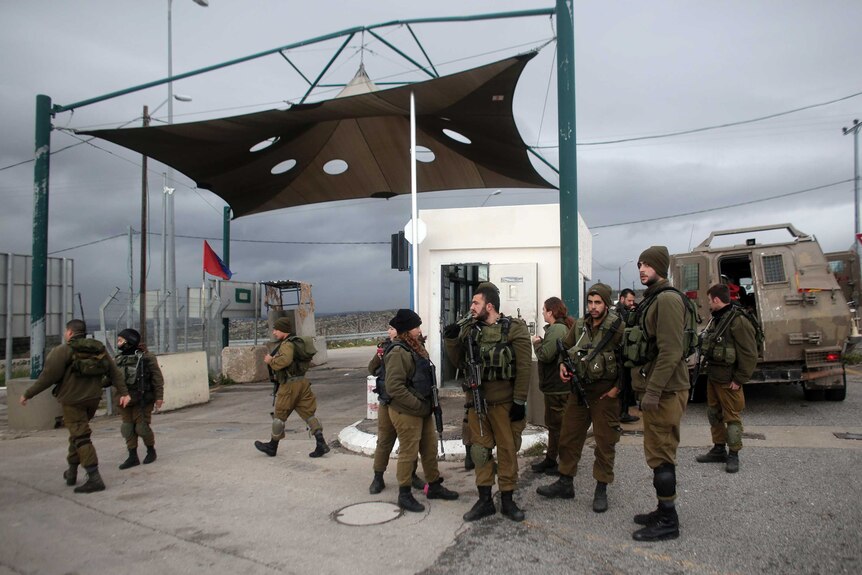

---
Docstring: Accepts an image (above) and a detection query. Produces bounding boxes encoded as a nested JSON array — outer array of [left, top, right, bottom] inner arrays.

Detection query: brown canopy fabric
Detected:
[[82, 52, 554, 218]]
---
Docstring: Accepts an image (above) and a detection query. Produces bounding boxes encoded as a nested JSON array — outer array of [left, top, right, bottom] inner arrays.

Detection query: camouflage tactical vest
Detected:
[[475, 317, 517, 382]]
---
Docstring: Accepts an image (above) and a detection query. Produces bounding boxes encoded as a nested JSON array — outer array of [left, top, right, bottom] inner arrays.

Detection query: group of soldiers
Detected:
[[19, 244, 756, 543]]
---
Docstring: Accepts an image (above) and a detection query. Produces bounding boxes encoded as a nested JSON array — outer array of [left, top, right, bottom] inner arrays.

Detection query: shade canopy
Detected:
[[83, 52, 554, 218]]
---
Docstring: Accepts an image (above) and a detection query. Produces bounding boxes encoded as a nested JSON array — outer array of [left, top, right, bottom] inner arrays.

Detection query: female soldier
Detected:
[[384, 309, 459, 512], [114, 328, 165, 469], [530, 297, 575, 475]]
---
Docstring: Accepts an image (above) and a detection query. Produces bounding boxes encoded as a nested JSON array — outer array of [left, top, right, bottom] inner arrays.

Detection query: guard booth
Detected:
[[261, 280, 327, 364], [416, 204, 592, 396]]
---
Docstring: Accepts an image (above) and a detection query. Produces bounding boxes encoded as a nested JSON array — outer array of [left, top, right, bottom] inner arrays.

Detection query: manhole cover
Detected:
[[333, 502, 402, 526]]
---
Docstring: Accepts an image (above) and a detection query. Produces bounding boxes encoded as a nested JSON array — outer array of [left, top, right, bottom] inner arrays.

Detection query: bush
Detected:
[[843, 352, 862, 365], [209, 373, 237, 387]]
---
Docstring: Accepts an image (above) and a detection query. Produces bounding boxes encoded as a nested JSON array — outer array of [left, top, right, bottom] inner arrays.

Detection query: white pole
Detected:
[[410, 92, 418, 311], [161, 174, 168, 353], [5, 253, 13, 385]]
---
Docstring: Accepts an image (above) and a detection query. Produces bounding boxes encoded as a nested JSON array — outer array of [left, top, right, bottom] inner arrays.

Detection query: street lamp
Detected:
[[618, 259, 634, 292], [481, 189, 502, 207], [165, 0, 208, 352]]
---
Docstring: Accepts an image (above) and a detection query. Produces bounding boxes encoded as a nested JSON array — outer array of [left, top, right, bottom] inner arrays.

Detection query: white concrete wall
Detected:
[[417, 204, 591, 373], [157, 351, 210, 411]]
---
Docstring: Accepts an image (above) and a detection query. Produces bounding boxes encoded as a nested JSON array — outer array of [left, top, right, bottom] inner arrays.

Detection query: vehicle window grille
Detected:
[[682, 263, 698, 291], [762, 254, 786, 284]]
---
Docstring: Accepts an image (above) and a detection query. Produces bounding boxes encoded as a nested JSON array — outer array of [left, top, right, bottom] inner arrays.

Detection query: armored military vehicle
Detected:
[[671, 223, 857, 401]]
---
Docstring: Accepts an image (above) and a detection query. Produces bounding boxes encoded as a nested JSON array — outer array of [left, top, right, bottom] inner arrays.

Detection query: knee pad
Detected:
[[304, 416, 322, 434], [271, 418, 285, 437], [653, 463, 676, 499], [470, 445, 493, 468], [135, 420, 152, 438], [121, 422, 135, 440], [706, 406, 723, 427], [726, 421, 743, 449]]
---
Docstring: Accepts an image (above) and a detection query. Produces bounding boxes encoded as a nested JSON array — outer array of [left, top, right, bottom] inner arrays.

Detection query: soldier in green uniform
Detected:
[[536, 283, 623, 513], [384, 309, 459, 512], [254, 317, 329, 458], [367, 325, 425, 494], [626, 247, 691, 541], [530, 296, 574, 475], [114, 328, 165, 469], [695, 283, 757, 473], [443, 282, 532, 522], [19, 319, 131, 493]]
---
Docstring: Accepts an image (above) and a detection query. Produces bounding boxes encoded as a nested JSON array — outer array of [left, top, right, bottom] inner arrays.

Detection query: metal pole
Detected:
[[140, 106, 150, 344], [161, 174, 168, 353], [410, 92, 418, 311], [128, 226, 134, 328], [844, 119, 861, 303], [30, 95, 52, 378], [6, 253, 13, 385], [556, 0, 580, 317], [167, 185, 177, 351], [222, 206, 230, 347], [99, 287, 120, 415]]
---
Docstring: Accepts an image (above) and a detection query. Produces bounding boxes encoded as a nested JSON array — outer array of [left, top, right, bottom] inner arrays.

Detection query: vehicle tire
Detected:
[[825, 373, 847, 401], [802, 385, 825, 402], [689, 374, 707, 403]]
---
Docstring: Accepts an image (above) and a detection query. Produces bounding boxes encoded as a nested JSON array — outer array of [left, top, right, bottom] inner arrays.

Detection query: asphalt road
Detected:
[[0, 349, 860, 575]]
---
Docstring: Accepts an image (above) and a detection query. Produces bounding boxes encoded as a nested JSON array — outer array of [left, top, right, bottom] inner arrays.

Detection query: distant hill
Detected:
[[228, 310, 397, 339]]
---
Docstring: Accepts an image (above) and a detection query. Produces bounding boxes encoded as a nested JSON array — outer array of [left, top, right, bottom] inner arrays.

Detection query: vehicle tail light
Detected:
[[685, 290, 697, 300], [826, 352, 840, 362]]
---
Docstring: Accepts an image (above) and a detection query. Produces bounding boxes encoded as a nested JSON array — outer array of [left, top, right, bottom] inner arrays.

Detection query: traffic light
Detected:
[[391, 231, 409, 271]]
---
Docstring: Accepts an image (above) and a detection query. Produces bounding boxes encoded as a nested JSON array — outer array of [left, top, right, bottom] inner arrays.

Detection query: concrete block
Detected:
[[156, 351, 209, 412], [6, 378, 64, 431], [222, 345, 269, 383]]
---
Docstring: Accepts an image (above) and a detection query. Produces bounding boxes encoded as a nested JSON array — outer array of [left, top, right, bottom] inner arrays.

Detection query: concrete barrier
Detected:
[[220, 341, 329, 384], [156, 351, 209, 412], [6, 378, 64, 431]]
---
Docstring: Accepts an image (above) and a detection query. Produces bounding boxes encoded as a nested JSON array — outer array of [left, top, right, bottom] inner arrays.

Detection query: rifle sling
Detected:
[[583, 317, 622, 364]]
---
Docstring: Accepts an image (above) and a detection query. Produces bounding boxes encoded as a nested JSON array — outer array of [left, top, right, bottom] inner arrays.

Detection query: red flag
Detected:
[[203, 241, 232, 280]]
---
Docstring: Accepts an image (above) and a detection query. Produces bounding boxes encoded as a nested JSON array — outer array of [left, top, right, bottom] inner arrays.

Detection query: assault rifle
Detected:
[[266, 340, 282, 406], [430, 382, 445, 454], [557, 339, 589, 409], [464, 326, 486, 436], [133, 351, 150, 405]]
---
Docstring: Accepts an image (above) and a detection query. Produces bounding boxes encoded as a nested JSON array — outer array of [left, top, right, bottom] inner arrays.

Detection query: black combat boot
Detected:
[[592, 481, 609, 513], [725, 450, 740, 473], [398, 485, 426, 513], [74, 467, 106, 493], [463, 486, 496, 522], [632, 504, 679, 541], [500, 491, 525, 522], [426, 478, 459, 500], [633, 504, 662, 526], [369, 472, 385, 494], [254, 439, 279, 457], [536, 474, 575, 499], [309, 431, 330, 458], [464, 446, 475, 470], [695, 443, 727, 463], [411, 473, 425, 490], [63, 464, 78, 486], [143, 446, 157, 465], [119, 449, 140, 470], [530, 457, 558, 474], [620, 412, 640, 424]]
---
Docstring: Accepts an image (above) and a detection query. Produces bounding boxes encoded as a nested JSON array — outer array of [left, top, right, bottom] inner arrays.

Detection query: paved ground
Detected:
[[1, 348, 861, 574]]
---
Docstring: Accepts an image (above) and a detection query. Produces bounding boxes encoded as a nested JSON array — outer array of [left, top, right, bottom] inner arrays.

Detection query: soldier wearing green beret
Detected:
[[254, 317, 329, 458], [443, 282, 532, 522]]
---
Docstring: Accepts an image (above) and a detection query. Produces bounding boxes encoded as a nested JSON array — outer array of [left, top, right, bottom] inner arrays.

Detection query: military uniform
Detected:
[[532, 321, 570, 470], [627, 246, 690, 542], [115, 347, 164, 467], [368, 345, 396, 478], [697, 303, 757, 471], [23, 333, 127, 493], [254, 318, 329, 458], [615, 301, 639, 422], [536, 283, 623, 512], [444, 311, 531, 520]]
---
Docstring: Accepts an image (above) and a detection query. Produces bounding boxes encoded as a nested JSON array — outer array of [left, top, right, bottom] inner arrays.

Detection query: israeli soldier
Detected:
[[254, 317, 329, 458], [627, 247, 690, 542], [114, 328, 165, 469], [384, 309, 459, 512], [536, 283, 623, 513], [19, 319, 131, 493], [695, 283, 757, 473], [443, 282, 532, 522]]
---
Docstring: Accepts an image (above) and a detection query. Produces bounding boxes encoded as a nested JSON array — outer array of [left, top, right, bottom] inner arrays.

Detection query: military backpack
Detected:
[[68, 338, 110, 377], [622, 287, 700, 368], [287, 335, 317, 377]]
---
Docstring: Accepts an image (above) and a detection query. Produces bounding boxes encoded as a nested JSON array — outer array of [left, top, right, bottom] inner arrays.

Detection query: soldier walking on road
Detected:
[[536, 283, 623, 513], [615, 289, 640, 424], [625, 247, 691, 541], [19, 319, 131, 493], [114, 328, 165, 470], [695, 284, 757, 473], [254, 317, 329, 459], [530, 296, 574, 475], [384, 309, 459, 512], [443, 282, 532, 522]]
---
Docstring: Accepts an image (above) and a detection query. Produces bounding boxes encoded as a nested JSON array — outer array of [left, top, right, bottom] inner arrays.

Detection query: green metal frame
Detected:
[[30, 5, 579, 374]]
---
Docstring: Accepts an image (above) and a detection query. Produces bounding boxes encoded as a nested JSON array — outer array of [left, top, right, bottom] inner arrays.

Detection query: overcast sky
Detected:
[[2, 1, 861, 321]]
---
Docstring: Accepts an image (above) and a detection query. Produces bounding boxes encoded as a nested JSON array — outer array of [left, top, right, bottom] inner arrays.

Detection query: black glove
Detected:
[[443, 323, 460, 339], [509, 402, 526, 422]]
